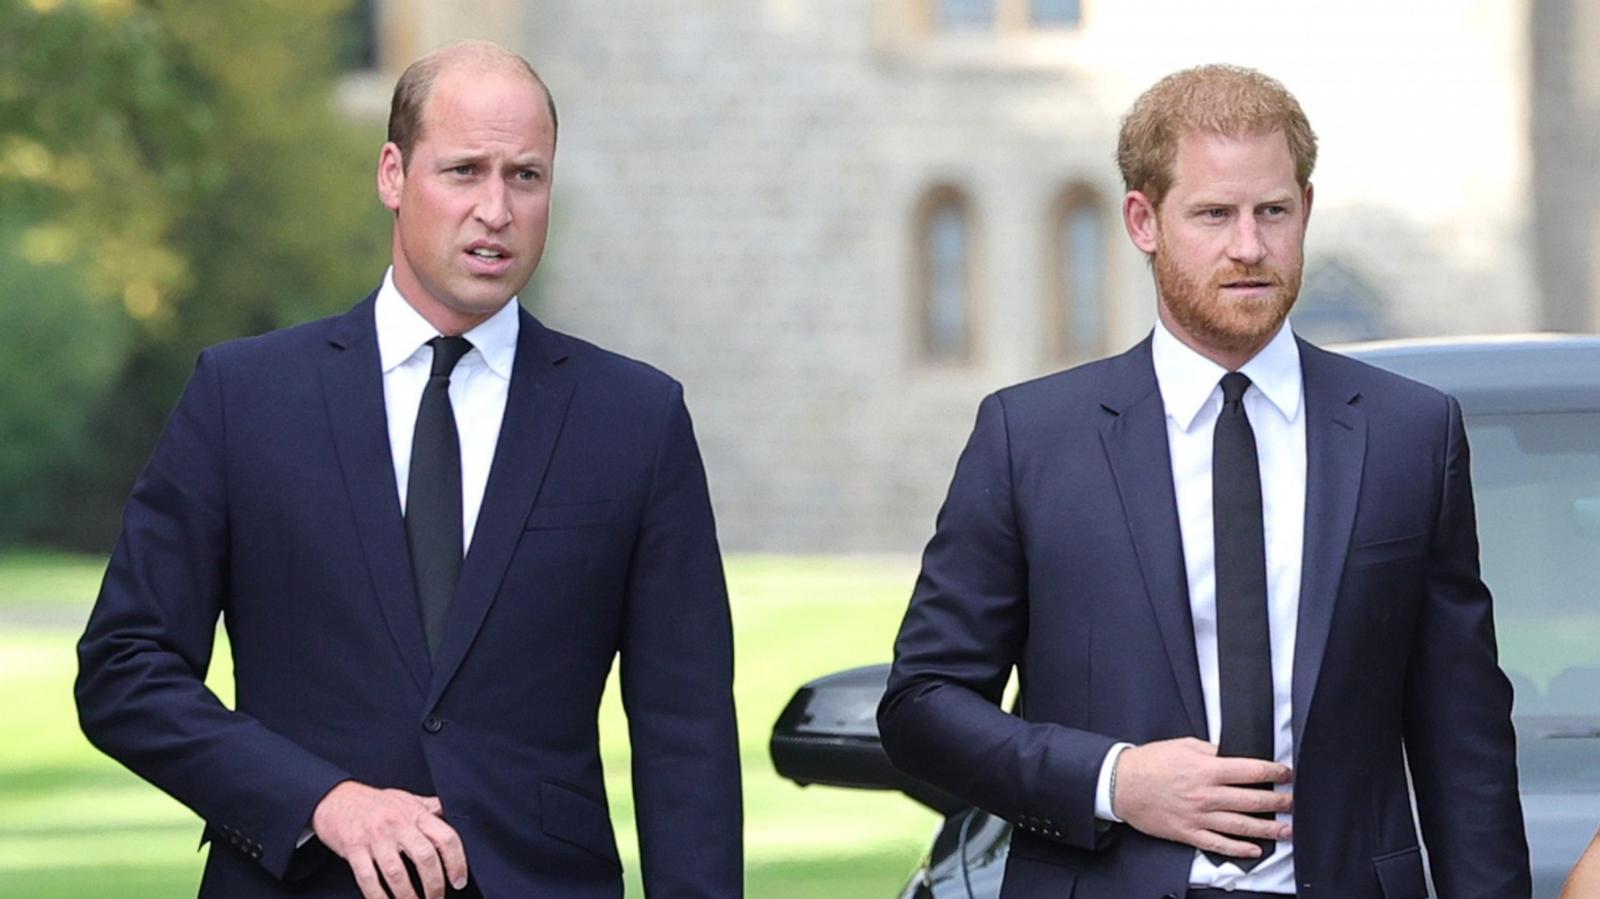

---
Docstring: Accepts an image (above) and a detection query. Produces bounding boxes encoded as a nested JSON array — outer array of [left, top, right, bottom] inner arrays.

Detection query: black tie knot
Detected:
[[1220, 371, 1252, 407], [429, 336, 473, 377]]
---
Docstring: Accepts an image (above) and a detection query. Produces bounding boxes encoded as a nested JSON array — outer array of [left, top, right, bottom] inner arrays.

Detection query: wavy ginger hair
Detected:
[[1117, 64, 1317, 208]]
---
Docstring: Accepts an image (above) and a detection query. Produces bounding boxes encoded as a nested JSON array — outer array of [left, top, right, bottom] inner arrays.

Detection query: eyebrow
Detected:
[[1184, 194, 1298, 208], [437, 152, 548, 168]]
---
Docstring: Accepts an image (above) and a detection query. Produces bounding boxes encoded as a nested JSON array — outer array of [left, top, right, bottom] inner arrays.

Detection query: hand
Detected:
[[311, 780, 470, 899], [1112, 737, 1293, 859]]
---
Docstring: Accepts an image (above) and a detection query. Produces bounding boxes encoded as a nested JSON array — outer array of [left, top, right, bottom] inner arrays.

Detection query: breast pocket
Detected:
[[1346, 532, 1426, 568], [523, 498, 618, 531]]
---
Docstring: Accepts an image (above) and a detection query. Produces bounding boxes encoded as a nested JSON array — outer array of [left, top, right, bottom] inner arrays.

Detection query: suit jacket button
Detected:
[[423, 715, 444, 734]]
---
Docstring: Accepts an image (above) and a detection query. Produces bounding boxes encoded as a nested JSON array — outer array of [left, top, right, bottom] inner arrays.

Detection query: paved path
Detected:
[[1, 603, 91, 631]]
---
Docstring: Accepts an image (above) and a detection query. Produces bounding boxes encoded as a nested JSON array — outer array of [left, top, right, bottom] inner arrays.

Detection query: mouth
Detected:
[[465, 241, 510, 259], [463, 242, 513, 274]]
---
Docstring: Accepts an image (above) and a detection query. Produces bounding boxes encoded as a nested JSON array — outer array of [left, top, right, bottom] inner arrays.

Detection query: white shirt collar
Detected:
[[1151, 317, 1302, 432], [373, 267, 520, 379]]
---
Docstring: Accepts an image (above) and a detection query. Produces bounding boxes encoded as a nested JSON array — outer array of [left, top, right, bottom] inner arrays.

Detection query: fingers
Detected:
[[1200, 809, 1293, 842], [418, 814, 470, 890], [420, 795, 444, 816], [399, 831, 447, 899], [1211, 785, 1293, 815], [1191, 827, 1274, 861], [345, 847, 397, 899], [372, 844, 422, 899], [344, 821, 462, 899], [1211, 754, 1293, 786]]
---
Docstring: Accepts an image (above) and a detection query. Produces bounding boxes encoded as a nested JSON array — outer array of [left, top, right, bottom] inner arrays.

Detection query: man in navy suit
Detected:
[[76, 40, 741, 899], [878, 65, 1529, 899]]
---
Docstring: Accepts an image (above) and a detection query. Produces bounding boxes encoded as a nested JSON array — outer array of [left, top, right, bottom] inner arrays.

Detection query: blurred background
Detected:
[[2, 0, 1596, 895]]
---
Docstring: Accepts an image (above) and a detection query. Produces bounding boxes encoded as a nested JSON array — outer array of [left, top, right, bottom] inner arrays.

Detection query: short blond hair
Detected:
[[1117, 64, 1317, 207]]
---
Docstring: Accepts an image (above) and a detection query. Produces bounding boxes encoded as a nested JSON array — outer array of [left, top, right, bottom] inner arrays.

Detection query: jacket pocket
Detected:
[[540, 780, 621, 868], [524, 499, 617, 530], [1347, 532, 1426, 567], [1372, 845, 1428, 899]]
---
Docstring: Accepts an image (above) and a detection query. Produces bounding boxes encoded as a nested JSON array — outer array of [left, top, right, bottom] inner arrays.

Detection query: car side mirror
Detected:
[[769, 663, 965, 816]]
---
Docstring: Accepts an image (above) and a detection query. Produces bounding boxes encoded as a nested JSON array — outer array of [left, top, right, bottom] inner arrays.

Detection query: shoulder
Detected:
[[535, 322, 683, 403], [1298, 339, 1455, 421], [201, 303, 364, 371], [989, 339, 1155, 423]]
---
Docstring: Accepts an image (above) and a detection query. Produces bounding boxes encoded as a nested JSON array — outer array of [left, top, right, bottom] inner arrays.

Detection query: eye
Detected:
[[448, 164, 475, 177], [514, 168, 542, 182], [1262, 204, 1288, 217], [1201, 207, 1230, 221]]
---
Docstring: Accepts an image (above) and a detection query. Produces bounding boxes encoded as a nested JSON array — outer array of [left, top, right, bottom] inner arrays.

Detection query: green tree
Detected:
[[0, 0, 391, 549]]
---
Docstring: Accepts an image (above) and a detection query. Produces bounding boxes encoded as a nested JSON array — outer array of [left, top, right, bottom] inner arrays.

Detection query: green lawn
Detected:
[[0, 551, 939, 897]]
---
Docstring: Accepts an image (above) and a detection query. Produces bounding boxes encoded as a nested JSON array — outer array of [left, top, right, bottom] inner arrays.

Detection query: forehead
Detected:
[[417, 66, 554, 155], [1168, 129, 1298, 200]]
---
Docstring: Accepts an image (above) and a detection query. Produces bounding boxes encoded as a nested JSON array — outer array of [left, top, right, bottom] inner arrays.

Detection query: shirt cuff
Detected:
[[296, 828, 315, 848], [1094, 742, 1135, 822]]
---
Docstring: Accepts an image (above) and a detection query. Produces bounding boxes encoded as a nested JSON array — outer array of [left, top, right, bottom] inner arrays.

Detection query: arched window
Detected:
[[936, 0, 997, 28], [1048, 185, 1109, 363], [917, 0, 1083, 33], [1029, 0, 1081, 26], [915, 186, 977, 363]]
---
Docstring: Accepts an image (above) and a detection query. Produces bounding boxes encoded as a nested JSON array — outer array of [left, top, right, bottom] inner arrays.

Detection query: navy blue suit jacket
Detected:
[[878, 337, 1529, 899], [76, 296, 742, 897]]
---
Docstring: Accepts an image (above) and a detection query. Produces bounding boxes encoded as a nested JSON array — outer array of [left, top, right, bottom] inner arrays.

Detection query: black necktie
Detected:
[[1206, 371, 1276, 870], [407, 336, 473, 659]]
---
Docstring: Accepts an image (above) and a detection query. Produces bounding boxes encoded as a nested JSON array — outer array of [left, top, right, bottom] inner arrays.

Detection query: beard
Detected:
[[1154, 232, 1302, 358]]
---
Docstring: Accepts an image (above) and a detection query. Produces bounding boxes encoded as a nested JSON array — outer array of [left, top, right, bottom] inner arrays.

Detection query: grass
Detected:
[[0, 551, 940, 898], [0, 550, 107, 608]]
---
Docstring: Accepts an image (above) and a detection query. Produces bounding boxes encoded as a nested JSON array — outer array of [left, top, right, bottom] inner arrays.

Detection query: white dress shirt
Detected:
[[374, 268, 520, 553], [1094, 320, 1306, 894]]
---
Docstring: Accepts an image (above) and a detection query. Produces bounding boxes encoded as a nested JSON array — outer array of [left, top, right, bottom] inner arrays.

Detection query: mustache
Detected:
[[1211, 268, 1284, 289]]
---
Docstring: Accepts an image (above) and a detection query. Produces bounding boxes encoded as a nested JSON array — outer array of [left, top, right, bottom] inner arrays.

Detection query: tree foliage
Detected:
[[0, 0, 391, 549]]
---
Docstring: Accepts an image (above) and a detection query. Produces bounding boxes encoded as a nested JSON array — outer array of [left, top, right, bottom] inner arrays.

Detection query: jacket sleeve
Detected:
[[619, 382, 743, 898], [75, 350, 351, 881], [1404, 393, 1531, 896], [878, 393, 1117, 850]]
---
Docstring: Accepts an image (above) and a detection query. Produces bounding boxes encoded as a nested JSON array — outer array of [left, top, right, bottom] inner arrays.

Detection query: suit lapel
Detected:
[[1099, 339, 1209, 738], [427, 310, 576, 707], [1291, 340, 1367, 763], [321, 295, 432, 694]]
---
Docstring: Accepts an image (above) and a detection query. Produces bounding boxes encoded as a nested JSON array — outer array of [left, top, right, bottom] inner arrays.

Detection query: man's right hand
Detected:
[[1112, 737, 1294, 859], [311, 780, 469, 899]]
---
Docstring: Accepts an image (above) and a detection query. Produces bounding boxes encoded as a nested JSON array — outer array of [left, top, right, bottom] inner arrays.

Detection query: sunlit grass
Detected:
[[0, 549, 107, 608]]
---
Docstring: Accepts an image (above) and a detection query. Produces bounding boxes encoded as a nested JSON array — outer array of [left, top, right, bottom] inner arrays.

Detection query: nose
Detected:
[[474, 179, 513, 230], [1227, 217, 1267, 266]]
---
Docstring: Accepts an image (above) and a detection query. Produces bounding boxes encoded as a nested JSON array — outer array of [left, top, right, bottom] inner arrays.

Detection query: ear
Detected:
[[377, 142, 406, 212], [1301, 181, 1314, 225], [1123, 190, 1159, 255]]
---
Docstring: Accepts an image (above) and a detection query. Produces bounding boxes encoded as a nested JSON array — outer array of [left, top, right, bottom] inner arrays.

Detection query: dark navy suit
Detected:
[[76, 296, 742, 897], [878, 337, 1529, 899]]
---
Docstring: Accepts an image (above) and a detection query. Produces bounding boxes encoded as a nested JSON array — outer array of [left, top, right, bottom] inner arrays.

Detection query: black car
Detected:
[[770, 335, 1600, 898]]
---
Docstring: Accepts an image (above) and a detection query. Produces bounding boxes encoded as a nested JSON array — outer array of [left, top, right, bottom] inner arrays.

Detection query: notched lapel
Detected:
[[321, 298, 432, 694], [1099, 342, 1208, 738], [427, 312, 576, 707], [1291, 343, 1367, 763]]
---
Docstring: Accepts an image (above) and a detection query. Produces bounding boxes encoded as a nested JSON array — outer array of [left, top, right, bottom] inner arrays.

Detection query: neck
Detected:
[[1155, 303, 1272, 372], [390, 269, 501, 337]]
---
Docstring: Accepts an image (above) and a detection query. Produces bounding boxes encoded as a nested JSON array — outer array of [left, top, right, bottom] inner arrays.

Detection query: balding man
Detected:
[[77, 41, 742, 899]]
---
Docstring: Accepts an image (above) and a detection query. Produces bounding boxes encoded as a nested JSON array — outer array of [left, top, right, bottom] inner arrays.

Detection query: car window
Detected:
[[1467, 411, 1600, 792]]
